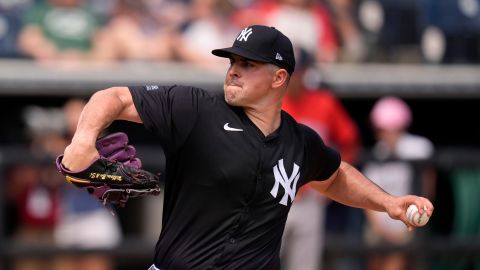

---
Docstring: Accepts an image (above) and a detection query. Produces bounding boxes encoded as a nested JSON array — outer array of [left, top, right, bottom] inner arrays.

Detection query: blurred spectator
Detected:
[[7, 105, 66, 270], [355, 0, 480, 63], [362, 96, 435, 270], [280, 47, 361, 270], [357, 0, 423, 62], [0, 0, 34, 58], [8, 164, 61, 270], [173, 0, 238, 70], [17, 0, 109, 62], [324, 0, 367, 62], [7, 100, 121, 270], [97, 0, 185, 61], [233, 0, 339, 62], [53, 98, 121, 270], [420, 0, 480, 64], [85, 0, 116, 24]]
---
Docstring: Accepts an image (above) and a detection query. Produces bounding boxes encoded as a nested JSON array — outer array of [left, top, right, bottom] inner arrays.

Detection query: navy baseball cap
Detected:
[[212, 25, 296, 75]]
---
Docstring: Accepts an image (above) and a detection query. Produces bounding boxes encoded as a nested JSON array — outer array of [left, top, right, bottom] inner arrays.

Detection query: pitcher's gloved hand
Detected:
[[56, 132, 161, 208]]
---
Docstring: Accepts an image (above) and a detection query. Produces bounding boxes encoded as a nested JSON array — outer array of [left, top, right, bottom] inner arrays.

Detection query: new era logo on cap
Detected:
[[212, 25, 296, 75]]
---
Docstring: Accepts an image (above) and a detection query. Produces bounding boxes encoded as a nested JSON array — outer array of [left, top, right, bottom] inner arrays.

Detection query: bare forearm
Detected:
[[72, 89, 124, 143], [72, 86, 140, 143], [323, 162, 394, 212], [61, 87, 139, 171], [312, 161, 434, 230]]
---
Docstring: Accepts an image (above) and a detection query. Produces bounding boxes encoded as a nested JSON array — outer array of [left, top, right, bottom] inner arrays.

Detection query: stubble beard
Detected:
[[224, 90, 237, 106], [224, 84, 241, 106]]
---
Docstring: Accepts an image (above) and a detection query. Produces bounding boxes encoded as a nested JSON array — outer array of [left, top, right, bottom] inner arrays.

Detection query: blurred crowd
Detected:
[[6, 99, 121, 270], [0, 0, 479, 66]]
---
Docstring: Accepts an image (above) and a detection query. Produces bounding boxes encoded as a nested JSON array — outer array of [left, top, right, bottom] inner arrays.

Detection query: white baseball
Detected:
[[406, 204, 430, 226]]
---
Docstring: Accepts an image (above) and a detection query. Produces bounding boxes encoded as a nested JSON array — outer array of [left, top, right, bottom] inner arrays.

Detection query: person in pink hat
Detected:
[[363, 96, 436, 270]]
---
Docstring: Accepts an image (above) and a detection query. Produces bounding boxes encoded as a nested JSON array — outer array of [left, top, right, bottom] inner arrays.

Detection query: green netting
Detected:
[[432, 168, 480, 270]]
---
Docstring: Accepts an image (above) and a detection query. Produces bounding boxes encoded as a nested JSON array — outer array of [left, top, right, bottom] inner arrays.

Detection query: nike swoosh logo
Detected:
[[224, 123, 243, 132]]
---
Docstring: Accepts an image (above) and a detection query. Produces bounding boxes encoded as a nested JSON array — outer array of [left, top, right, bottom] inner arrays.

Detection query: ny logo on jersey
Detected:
[[237, 27, 253, 42], [270, 159, 300, 206]]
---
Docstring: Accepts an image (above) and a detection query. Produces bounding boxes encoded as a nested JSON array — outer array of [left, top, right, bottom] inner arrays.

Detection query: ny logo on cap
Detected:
[[236, 27, 253, 42]]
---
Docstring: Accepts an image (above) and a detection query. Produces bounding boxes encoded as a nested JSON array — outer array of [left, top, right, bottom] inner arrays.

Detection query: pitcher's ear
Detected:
[[272, 68, 289, 89]]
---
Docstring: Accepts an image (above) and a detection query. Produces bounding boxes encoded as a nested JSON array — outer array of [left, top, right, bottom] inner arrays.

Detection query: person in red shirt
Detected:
[[281, 47, 360, 270], [232, 0, 339, 63]]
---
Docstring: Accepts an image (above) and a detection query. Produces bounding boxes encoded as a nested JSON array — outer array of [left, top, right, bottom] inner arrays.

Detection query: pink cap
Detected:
[[370, 96, 411, 130]]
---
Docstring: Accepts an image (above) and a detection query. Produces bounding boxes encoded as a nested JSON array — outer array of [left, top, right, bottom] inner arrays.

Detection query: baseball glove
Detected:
[[56, 132, 161, 208]]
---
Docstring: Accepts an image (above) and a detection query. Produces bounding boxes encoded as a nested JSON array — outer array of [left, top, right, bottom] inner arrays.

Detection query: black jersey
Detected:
[[129, 85, 341, 270]]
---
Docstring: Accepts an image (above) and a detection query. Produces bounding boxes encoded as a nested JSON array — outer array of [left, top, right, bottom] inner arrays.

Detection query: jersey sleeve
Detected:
[[129, 85, 206, 150], [302, 124, 341, 181]]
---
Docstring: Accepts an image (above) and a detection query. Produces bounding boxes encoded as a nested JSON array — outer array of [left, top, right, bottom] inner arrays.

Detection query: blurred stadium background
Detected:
[[1, 0, 479, 269]]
